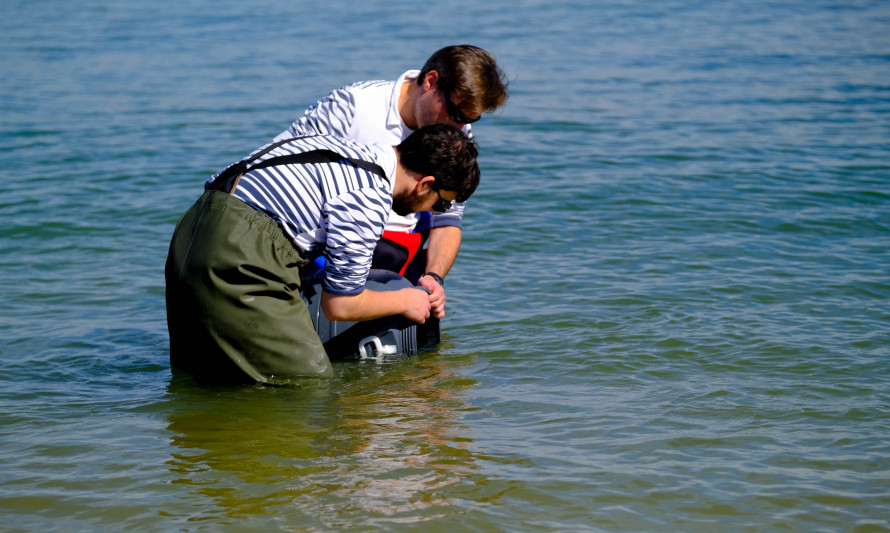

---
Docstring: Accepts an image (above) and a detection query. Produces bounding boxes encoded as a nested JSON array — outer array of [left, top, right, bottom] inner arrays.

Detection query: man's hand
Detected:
[[417, 275, 445, 319], [400, 287, 433, 323]]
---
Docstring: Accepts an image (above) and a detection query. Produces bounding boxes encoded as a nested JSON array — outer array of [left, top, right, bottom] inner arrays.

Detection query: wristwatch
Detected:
[[422, 272, 444, 286]]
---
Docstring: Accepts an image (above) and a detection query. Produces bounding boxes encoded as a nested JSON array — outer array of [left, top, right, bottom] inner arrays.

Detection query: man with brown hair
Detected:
[[273, 45, 509, 319]]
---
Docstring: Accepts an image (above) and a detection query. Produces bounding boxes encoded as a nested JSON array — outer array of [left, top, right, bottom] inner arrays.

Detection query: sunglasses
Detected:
[[431, 189, 453, 213], [444, 93, 480, 125]]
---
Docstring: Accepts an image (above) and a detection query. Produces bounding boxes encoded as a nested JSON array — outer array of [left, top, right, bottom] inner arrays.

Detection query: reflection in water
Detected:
[[163, 352, 486, 527]]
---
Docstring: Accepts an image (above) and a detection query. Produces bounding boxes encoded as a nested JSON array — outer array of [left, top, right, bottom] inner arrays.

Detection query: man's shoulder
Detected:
[[297, 134, 375, 157], [339, 79, 393, 95], [363, 143, 397, 178], [342, 69, 417, 92], [287, 135, 394, 181]]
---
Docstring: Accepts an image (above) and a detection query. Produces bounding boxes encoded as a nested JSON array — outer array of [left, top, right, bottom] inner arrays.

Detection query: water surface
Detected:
[[1, 0, 889, 531]]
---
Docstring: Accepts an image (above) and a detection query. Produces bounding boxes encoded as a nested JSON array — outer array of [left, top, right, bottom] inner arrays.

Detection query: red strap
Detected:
[[381, 230, 422, 276]]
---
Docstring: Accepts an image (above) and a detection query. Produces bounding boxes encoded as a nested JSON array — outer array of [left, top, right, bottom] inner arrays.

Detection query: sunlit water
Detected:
[[2, 0, 888, 531]]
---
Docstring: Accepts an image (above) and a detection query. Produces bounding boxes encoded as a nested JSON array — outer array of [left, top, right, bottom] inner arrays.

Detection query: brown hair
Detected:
[[417, 45, 509, 120]]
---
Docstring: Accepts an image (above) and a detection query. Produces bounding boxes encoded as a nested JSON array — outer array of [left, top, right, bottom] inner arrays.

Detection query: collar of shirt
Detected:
[[388, 70, 420, 132]]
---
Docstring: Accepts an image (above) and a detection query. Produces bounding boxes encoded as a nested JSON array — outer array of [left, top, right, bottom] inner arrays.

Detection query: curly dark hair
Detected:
[[396, 124, 480, 203]]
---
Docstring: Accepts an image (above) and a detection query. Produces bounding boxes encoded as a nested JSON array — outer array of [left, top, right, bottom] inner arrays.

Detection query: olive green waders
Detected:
[[165, 189, 333, 381]]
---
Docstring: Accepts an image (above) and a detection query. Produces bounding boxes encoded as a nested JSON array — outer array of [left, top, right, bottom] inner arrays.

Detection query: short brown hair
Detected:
[[417, 45, 509, 120]]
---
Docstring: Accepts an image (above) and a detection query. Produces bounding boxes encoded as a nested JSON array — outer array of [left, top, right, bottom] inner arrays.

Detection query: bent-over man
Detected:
[[166, 125, 479, 382]]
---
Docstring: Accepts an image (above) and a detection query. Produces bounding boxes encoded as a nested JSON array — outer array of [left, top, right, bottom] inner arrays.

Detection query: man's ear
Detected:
[[423, 70, 439, 91], [416, 175, 437, 193]]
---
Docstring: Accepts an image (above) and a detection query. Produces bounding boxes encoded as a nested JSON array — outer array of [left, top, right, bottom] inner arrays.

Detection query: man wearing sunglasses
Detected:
[[273, 45, 509, 319], [166, 125, 479, 382]]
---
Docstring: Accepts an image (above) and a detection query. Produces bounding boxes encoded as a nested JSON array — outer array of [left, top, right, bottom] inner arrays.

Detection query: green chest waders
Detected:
[[165, 141, 386, 382]]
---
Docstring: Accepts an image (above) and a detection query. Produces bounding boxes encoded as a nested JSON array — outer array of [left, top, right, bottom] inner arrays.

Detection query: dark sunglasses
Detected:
[[431, 188, 453, 213], [444, 93, 480, 124]]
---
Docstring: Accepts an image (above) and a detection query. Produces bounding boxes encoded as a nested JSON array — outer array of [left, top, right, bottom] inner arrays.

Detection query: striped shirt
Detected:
[[208, 135, 397, 296], [273, 70, 469, 232]]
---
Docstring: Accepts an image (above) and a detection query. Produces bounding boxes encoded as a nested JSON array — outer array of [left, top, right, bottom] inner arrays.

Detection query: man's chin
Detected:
[[391, 196, 416, 216], [392, 204, 412, 216]]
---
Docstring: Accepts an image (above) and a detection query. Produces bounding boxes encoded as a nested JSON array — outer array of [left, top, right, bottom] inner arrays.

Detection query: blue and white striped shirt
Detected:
[[209, 135, 397, 296]]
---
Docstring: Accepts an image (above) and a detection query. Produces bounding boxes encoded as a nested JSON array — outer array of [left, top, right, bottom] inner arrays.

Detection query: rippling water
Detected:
[[2, 0, 889, 531]]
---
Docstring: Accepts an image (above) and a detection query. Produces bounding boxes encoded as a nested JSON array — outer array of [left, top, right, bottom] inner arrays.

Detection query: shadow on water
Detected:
[[160, 351, 508, 528]]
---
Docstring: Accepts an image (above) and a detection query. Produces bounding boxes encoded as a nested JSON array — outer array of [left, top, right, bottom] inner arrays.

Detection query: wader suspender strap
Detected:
[[208, 137, 387, 194]]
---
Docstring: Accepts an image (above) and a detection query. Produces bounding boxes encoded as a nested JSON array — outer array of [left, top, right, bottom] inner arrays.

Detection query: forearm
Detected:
[[424, 226, 462, 278], [321, 287, 427, 323]]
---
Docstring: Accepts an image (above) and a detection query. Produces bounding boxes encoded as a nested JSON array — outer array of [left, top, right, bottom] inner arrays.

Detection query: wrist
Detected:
[[422, 272, 444, 286]]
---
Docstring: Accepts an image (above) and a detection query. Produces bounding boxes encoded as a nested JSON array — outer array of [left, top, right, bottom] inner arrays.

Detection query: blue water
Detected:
[[2, 0, 889, 531]]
